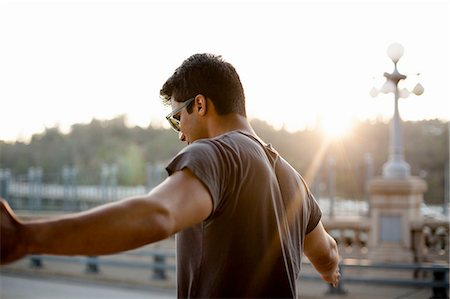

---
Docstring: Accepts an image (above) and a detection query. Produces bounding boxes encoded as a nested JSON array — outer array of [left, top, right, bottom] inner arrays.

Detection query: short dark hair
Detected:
[[160, 54, 246, 116]]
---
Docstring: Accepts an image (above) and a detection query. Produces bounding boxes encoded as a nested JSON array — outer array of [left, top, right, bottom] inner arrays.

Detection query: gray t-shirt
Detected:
[[166, 131, 322, 298]]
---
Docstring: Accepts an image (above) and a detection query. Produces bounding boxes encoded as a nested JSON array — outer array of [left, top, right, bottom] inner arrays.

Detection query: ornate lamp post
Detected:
[[368, 44, 427, 263], [370, 43, 424, 179]]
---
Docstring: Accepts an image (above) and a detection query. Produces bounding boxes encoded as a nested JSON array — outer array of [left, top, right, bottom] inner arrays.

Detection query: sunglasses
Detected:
[[165, 97, 195, 132]]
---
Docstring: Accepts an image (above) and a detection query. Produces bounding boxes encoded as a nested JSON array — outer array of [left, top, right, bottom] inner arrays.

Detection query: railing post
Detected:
[[146, 163, 153, 192], [101, 164, 110, 202], [444, 162, 449, 217], [28, 167, 42, 211], [146, 162, 167, 193], [411, 224, 425, 264], [152, 252, 167, 280], [328, 156, 335, 218], [364, 153, 373, 216], [430, 268, 449, 299], [29, 255, 43, 268], [63, 166, 78, 211], [36, 167, 42, 210], [85, 256, 99, 273], [0, 169, 11, 200], [70, 167, 78, 210], [109, 164, 117, 201], [63, 166, 70, 210]]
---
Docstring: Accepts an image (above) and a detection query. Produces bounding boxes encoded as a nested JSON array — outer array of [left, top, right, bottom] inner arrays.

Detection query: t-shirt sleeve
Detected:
[[305, 193, 322, 234], [165, 141, 229, 215]]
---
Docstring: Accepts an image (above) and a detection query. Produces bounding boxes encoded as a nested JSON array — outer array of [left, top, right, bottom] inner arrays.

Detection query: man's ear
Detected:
[[195, 94, 208, 116]]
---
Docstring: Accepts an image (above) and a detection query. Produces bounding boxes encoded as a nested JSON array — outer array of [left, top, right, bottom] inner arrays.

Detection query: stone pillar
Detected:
[[368, 176, 427, 263]]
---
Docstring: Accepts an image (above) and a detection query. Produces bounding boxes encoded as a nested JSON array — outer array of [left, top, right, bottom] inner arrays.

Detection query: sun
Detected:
[[319, 117, 353, 140]]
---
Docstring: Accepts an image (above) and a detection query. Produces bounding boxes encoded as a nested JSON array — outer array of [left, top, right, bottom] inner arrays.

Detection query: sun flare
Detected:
[[320, 117, 353, 139]]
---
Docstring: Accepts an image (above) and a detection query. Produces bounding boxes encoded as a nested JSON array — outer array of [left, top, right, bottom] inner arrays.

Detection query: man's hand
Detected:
[[321, 264, 341, 288], [0, 199, 28, 265], [304, 222, 341, 287]]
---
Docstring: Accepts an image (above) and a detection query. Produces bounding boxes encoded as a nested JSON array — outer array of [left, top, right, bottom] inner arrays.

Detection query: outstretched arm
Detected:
[[304, 221, 340, 287], [0, 169, 212, 265]]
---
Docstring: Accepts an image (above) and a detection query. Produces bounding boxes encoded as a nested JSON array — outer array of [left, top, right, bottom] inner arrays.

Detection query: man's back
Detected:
[[166, 131, 321, 298]]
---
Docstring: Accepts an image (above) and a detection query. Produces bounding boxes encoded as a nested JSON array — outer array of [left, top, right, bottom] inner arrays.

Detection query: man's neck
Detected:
[[208, 114, 256, 138]]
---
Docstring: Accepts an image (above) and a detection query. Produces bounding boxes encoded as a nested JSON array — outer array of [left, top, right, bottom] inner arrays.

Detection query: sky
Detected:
[[0, 0, 449, 142]]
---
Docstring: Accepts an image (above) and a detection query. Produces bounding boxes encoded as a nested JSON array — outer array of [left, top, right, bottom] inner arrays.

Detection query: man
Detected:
[[1, 53, 339, 298]]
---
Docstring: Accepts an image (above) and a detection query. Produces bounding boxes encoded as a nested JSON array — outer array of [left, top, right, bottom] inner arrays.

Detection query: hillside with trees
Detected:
[[0, 116, 447, 204]]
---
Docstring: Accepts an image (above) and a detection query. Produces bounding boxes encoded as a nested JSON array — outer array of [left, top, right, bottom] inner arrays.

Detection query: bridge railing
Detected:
[[323, 218, 370, 259], [5, 181, 146, 211], [301, 258, 449, 298], [412, 219, 450, 264], [16, 250, 449, 299], [323, 217, 449, 264]]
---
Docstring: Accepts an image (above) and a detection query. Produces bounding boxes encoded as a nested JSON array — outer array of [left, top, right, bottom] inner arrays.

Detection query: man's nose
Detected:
[[178, 131, 186, 142]]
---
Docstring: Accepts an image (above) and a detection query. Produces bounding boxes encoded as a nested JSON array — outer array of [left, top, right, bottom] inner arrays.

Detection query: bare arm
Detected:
[[1, 169, 212, 265], [304, 221, 340, 287]]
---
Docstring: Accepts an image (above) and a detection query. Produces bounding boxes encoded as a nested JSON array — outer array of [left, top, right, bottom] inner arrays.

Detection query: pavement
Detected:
[[0, 272, 435, 299], [297, 279, 434, 299], [0, 272, 175, 299], [1, 262, 441, 299]]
